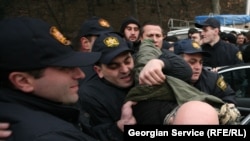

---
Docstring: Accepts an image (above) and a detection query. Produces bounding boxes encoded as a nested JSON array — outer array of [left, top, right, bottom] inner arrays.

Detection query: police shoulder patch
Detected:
[[50, 26, 71, 45], [236, 51, 243, 61], [217, 76, 227, 91], [103, 36, 119, 47]]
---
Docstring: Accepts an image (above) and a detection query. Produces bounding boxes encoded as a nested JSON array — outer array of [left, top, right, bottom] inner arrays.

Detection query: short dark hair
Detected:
[[164, 35, 179, 42], [140, 21, 164, 37], [245, 31, 250, 40], [0, 69, 45, 88], [188, 28, 199, 35], [230, 30, 237, 35]]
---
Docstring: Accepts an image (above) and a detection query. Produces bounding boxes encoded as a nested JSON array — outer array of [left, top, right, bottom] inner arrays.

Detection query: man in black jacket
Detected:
[[174, 39, 237, 104], [127, 39, 238, 125], [0, 17, 101, 141], [78, 32, 194, 141], [195, 17, 243, 71]]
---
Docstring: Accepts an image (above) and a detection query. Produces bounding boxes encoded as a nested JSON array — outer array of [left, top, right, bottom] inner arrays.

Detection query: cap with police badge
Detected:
[[77, 16, 113, 37], [92, 32, 133, 64], [174, 39, 210, 56], [195, 17, 220, 29], [0, 17, 101, 71]]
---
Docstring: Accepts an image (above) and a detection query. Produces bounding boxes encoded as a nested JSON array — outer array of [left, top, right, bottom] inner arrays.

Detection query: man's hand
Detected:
[[117, 101, 137, 132], [139, 59, 166, 85], [0, 123, 12, 140], [211, 67, 222, 72]]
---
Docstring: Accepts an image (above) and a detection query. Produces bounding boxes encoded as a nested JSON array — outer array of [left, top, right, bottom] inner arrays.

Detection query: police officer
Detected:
[[128, 38, 236, 125], [72, 16, 113, 52], [174, 39, 237, 104], [0, 17, 101, 141], [123, 21, 223, 125], [78, 32, 193, 141], [71, 16, 114, 83], [195, 17, 243, 71]]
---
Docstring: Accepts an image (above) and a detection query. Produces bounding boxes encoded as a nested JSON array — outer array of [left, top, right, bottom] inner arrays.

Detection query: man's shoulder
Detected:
[[219, 40, 238, 48], [201, 69, 219, 81], [0, 102, 87, 140]]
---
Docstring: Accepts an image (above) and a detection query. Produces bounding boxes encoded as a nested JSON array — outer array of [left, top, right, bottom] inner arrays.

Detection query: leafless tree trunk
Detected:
[[212, 0, 220, 14], [130, 0, 138, 19], [45, 0, 61, 29], [59, 0, 66, 31], [155, 0, 162, 26], [86, 0, 95, 17]]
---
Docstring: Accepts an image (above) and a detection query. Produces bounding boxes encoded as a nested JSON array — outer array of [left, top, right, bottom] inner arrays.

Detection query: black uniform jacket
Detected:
[[202, 39, 243, 68], [78, 75, 131, 141], [77, 48, 192, 140], [194, 68, 237, 104], [0, 88, 97, 141], [79, 65, 96, 84]]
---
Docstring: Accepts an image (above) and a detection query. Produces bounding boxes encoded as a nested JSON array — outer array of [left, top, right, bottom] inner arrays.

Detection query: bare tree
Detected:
[[86, 0, 95, 17], [155, 0, 162, 26], [211, 0, 220, 14], [45, 0, 61, 29], [130, 0, 138, 19]]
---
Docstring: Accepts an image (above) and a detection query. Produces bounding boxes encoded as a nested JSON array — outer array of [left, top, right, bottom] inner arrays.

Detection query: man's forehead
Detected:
[[202, 26, 218, 31], [143, 25, 162, 33], [108, 52, 132, 63], [191, 33, 200, 37], [184, 53, 203, 59], [143, 25, 161, 30], [126, 23, 139, 28]]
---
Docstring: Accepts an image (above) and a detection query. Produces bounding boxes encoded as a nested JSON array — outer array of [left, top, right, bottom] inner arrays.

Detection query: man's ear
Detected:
[[8, 72, 34, 93], [93, 65, 104, 78], [215, 28, 220, 34], [80, 37, 90, 51]]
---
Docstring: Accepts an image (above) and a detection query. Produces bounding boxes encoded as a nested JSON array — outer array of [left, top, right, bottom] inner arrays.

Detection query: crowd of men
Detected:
[[0, 16, 245, 141]]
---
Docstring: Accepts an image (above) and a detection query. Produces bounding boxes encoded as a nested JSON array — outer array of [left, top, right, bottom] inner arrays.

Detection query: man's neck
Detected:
[[209, 36, 220, 47]]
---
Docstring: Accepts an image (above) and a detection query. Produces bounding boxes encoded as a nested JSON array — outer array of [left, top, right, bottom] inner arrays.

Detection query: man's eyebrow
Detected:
[[107, 62, 119, 66]]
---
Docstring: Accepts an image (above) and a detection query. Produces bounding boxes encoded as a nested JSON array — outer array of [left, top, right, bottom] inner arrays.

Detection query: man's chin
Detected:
[[191, 77, 199, 82], [119, 81, 134, 88]]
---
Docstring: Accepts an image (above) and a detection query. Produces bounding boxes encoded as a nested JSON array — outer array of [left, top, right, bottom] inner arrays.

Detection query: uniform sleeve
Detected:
[[133, 39, 162, 84], [201, 70, 237, 105], [159, 50, 192, 82], [78, 85, 123, 141], [242, 44, 250, 63], [231, 44, 244, 65], [134, 39, 192, 84], [214, 74, 237, 105], [80, 100, 123, 141], [34, 130, 98, 141], [91, 123, 123, 141]]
